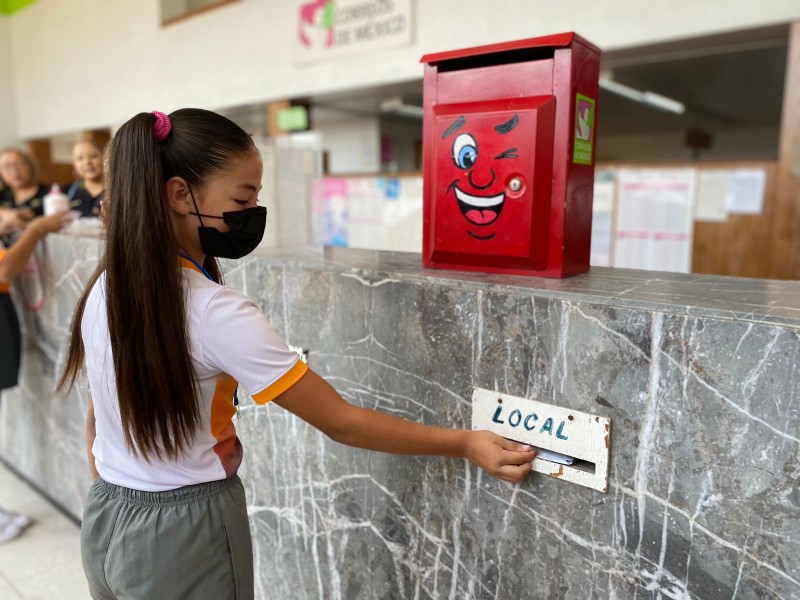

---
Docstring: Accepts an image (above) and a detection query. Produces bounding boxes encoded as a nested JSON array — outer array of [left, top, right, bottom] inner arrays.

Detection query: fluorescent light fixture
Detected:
[[641, 91, 685, 114], [598, 79, 642, 102], [599, 78, 685, 114], [379, 97, 403, 112], [380, 96, 424, 119], [392, 104, 424, 118]]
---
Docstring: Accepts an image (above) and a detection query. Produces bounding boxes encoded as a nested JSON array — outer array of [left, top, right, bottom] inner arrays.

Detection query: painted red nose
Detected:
[[468, 168, 496, 190]]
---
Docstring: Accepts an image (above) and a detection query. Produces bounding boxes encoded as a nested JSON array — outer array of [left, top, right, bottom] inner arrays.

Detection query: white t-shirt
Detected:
[[83, 258, 308, 492]]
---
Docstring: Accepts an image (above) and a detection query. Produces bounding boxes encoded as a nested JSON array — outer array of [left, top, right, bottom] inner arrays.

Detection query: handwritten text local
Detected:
[[491, 405, 569, 440]]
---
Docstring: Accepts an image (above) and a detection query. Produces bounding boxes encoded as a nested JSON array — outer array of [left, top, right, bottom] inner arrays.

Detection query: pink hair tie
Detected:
[[151, 111, 172, 143]]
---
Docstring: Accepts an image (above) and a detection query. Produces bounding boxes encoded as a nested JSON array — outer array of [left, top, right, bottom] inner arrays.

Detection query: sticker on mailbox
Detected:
[[573, 94, 595, 165]]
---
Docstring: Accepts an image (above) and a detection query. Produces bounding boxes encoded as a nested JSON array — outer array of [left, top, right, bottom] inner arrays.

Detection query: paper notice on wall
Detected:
[[695, 170, 729, 222], [311, 178, 349, 246], [725, 169, 766, 215], [614, 169, 696, 273], [311, 176, 423, 252], [591, 172, 615, 267]]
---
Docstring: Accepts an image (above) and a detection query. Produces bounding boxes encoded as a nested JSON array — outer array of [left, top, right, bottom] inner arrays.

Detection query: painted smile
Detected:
[[453, 185, 505, 226]]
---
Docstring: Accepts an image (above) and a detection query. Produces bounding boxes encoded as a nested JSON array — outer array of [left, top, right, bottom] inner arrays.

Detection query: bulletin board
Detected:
[[309, 163, 781, 279], [690, 162, 777, 278], [613, 168, 696, 273], [594, 161, 778, 278], [311, 174, 423, 253]]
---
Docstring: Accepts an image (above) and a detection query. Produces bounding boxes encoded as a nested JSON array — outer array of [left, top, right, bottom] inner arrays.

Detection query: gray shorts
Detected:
[[81, 475, 253, 600]]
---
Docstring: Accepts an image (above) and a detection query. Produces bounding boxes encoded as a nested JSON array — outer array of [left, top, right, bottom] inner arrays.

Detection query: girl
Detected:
[[0, 149, 48, 220], [65, 139, 104, 218], [59, 109, 536, 600], [0, 209, 73, 543]]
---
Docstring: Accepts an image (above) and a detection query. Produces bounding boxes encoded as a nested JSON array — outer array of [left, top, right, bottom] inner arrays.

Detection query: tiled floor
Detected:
[[0, 463, 89, 599]]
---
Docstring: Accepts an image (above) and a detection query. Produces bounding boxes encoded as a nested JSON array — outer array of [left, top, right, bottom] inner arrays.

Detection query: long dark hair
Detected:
[[58, 108, 256, 461]]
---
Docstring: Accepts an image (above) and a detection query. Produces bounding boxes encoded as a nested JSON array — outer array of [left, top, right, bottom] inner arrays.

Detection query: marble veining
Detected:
[[0, 231, 797, 599]]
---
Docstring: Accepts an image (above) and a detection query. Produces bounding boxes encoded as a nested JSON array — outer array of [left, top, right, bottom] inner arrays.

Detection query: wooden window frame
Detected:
[[161, 0, 240, 27]]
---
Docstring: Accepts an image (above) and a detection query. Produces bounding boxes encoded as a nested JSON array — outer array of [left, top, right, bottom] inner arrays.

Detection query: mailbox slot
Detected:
[[436, 47, 556, 72], [471, 387, 611, 493]]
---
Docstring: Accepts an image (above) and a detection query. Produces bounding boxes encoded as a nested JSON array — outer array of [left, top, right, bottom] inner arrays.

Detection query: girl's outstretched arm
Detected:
[[273, 369, 537, 483], [0, 212, 73, 286]]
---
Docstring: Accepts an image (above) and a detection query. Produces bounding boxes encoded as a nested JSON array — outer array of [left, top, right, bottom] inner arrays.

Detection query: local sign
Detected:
[[471, 387, 611, 492]]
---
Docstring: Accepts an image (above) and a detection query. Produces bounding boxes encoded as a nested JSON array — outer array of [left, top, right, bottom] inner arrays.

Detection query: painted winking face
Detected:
[[441, 113, 527, 242]]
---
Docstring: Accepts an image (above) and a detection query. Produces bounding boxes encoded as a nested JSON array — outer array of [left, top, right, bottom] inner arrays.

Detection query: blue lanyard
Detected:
[[179, 252, 213, 281], [180, 252, 241, 414]]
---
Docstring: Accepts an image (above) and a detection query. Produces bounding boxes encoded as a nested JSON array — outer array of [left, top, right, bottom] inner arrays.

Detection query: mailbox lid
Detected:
[[420, 32, 600, 66]]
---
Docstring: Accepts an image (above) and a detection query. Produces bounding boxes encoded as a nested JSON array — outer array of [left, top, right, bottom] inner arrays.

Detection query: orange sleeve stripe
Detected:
[[210, 374, 239, 442], [252, 360, 309, 405]]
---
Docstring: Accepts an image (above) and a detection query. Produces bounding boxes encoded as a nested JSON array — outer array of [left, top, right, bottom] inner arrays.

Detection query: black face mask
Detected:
[[188, 190, 267, 259]]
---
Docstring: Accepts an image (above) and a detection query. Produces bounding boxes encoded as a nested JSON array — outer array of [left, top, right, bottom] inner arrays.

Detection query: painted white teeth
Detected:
[[454, 187, 504, 208]]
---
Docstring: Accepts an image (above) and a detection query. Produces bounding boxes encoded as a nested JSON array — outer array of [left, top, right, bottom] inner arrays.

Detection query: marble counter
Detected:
[[1, 232, 798, 599]]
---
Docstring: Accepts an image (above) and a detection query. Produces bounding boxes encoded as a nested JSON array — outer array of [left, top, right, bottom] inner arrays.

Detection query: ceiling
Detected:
[[599, 24, 788, 136], [300, 24, 789, 157]]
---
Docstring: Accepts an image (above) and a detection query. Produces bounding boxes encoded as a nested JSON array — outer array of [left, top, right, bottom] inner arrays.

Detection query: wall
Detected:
[[0, 18, 18, 147], [312, 107, 380, 174], [1, 234, 798, 599], [380, 117, 422, 171], [599, 127, 781, 162], [4, 0, 800, 139]]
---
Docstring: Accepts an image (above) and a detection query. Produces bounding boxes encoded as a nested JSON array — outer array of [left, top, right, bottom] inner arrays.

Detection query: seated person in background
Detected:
[[0, 209, 73, 544], [65, 139, 104, 217], [0, 149, 49, 220]]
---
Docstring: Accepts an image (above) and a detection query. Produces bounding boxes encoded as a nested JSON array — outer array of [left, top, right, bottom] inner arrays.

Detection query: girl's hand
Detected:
[[465, 430, 537, 483], [29, 211, 75, 235], [97, 200, 107, 225]]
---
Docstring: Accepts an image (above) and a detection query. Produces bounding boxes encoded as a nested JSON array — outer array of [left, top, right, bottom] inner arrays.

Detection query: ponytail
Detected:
[[59, 109, 256, 461]]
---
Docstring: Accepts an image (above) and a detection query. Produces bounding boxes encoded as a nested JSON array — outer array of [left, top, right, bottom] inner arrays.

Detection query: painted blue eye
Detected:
[[453, 133, 478, 169]]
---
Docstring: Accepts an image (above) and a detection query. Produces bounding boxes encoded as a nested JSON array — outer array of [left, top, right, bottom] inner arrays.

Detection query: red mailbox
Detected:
[[421, 32, 600, 278]]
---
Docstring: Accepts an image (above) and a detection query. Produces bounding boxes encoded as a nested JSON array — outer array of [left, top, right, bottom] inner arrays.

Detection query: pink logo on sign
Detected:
[[298, 0, 334, 48]]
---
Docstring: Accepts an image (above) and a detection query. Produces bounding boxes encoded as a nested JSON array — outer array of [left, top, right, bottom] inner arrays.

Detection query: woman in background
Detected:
[[0, 149, 48, 220], [65, 139, 104, 217]]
